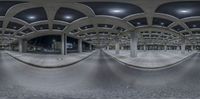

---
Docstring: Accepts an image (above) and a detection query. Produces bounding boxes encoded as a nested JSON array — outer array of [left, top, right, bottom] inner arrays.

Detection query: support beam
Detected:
[[19, 39, 27, 53], [61, 33, 67, 55], [181, 39, 186, 54], [115, 41, 120, 54], [89, 44, 92, 51], [191, 45, 193, 51], [181, 44, 185, 54], [144, 45, 146, 51], [121, 46, 124, 50], [19, 39, 23, 53], [130, 32, 138, 58], [78, 39, 82, 53], [164, 45, 167, 51]]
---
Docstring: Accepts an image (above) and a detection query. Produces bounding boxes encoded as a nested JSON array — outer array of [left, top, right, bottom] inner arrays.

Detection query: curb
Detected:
[[103, 50, 197, 71], [6, 51, 96, 69]]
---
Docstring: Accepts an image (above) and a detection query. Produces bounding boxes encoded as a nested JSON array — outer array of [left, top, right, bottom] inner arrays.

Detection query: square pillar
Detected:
[[144, 45, 146, 51], [19, 39, 27, 53], [78, 39, 82, 53], [61, 33, 67, 55], [19, 39, 23, 53], [130, 32, 138, 58], [89, 44, 92, 51], [181, 39, 186, 54], [191, 45, 193, 51], [115, 41, 120, 54], [164, 45, 167, 51], [181, 44, 185, 54]]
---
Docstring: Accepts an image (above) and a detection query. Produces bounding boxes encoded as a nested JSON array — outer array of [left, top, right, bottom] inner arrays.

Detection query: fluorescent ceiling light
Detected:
[[109, 8, 125, 14], [28, 16, 36, 20], [193, 24, 197, 28], [137, 22, 141, 25], [178, 9, 192, 14], [65, 15, 72, 19]]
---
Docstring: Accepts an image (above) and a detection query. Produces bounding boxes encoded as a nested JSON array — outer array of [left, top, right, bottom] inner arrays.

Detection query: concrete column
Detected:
[[144, 45, 146, 51], [115, 41, 120, 54], [191, 45, 193, 51], [181, 38, 186, 54], [181, 44, 185, 54], [106, 46, 109, 50], [130, 32, 138, 58], [121, 46, 124, 50], [24, 40, 27, 52], [78, 39, 82, 53], [61, 33, 67, 55], [19, 39, 27, 53], [19, 39, 23, 53], [164, 45, 167, 51], [89, 44, 92, 51]]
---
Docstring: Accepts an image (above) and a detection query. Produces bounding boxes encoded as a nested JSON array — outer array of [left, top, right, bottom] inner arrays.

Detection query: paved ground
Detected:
[[104, 50, 196, 68], [0, 50, 200, 99], [6, 51, 95, 68]]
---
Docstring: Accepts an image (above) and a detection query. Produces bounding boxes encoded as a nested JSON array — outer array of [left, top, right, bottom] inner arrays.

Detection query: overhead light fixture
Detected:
[[64, 15, 72, 19], [178, 9, 192, 14], [109, 8, 125, 14], [28, 16, 36, 20], [137, 22, 141, 25], [160, 22, 165, 25], [193, 24, 197, 28]]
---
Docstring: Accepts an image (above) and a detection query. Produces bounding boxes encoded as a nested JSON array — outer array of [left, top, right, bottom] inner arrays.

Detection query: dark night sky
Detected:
[[28, 35, 61, 48], [28, 35, 89, 50]]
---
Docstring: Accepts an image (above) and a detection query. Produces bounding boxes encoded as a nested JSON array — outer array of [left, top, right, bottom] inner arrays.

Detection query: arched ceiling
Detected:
[[0, 0, 200, 47], [156, 1, 200, 19], [80, 2, 144, 18]]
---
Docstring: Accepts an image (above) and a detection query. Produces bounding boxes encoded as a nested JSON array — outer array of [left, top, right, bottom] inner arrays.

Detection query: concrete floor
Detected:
[[6, 51, 95, 68], [104, 50, 196, 68], [0, 50, 200, 99]]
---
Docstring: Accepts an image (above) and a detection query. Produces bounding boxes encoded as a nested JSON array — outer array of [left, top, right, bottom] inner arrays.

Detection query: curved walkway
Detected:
[[5, 50, 96, 68], [104, 50, 197, 69]]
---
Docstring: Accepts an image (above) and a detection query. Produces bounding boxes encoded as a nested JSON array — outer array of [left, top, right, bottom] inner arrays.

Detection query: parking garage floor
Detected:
[[6, 51, 95, 68], [0, 50, 200, 99], [104, 50, 196, 68]]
